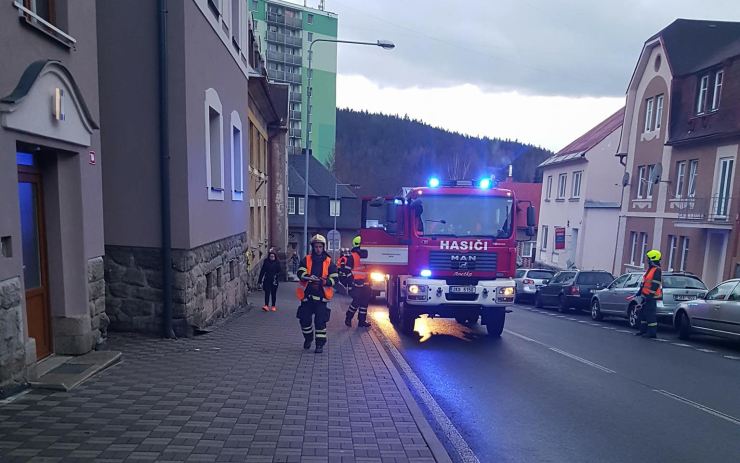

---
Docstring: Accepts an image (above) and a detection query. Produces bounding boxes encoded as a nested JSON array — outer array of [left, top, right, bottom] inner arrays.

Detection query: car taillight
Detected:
[[523, 279, 535, 285], [570, 285, 580, 296]]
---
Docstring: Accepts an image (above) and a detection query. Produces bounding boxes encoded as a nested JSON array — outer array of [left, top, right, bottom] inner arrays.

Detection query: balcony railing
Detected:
[[284, 16, 302, 29], [269, 70, 286, 82], [288, 146, 303, 156], [266, 50, 283, 61], [674, 195, 738, 226], [286, 73, 302, 84], [285, 54, 302, 65], [266, 31, 285, 44], [289, 128, 302, 138], [290, 110, 302, 120], [290, 92, 302, 102], [286, 35, 303, 47]]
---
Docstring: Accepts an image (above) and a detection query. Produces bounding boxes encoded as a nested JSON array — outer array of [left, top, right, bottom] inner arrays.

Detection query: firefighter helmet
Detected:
[[353, 236, 361, 247], [311, 234, 327, 246], [646, 249, 662, 262]]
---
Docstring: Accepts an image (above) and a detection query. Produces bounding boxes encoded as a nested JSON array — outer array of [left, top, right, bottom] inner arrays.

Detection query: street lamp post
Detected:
[[303, 38, 395, 256]]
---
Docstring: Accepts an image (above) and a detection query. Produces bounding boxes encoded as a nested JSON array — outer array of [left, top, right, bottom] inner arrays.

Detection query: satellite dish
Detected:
[[649, 164, 663, 184], [622, 172, 630, 187]]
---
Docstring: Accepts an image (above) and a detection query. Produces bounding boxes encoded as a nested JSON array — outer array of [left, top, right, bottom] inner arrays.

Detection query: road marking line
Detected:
[[566, 318, 578, 321], [616, 330, 631, 333], [373, 332, 479, 463], [724, 355, 740, 360], [696, 348, 716, 353], [556, 315, 566, 318], [578, 320, 588, 323], [654, 389, 740, 427], [505, 329, 615, 374], [672, 343, 692, 348], [653, 338, 670, 342], [548, 347, 616, 374]]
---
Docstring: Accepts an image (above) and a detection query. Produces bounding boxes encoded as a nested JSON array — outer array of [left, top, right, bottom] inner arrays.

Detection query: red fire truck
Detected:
[[360, 177, 536, 337]]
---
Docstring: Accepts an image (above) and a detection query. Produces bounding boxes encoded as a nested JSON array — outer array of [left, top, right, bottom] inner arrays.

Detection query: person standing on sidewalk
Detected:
[[628, 249, 663, 338], [258, 250, 282, 312], [344, 236, 372, 328], [296, 234, 339, 353]]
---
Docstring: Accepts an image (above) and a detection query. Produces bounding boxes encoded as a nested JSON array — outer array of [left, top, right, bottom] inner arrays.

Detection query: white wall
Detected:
[[580, 207, 621, 272]]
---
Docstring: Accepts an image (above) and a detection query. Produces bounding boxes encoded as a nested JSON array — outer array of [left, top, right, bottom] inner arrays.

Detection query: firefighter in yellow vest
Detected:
[[296, 234, 339, 353], [345, 236, 372, 328], [629, 249, 663, 338]]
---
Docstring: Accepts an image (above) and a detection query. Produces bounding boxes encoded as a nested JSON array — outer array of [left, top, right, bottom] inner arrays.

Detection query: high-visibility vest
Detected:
[[640, 266, 663, 299], [350, 251, 367, 281], [296, 255, 334, 301]]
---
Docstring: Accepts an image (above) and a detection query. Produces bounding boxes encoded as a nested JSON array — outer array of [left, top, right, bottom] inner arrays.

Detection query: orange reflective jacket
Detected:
[[296, 255, 334, 301], [640, 266, 663, 299]]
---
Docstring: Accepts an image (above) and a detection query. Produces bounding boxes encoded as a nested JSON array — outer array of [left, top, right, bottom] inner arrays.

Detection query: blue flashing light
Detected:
[[420, 269, 432, 278], [479, 178, 492, 189], [428, 177, 440, 188]]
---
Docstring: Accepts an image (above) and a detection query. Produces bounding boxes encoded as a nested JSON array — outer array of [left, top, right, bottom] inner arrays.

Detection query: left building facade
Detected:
[[98, 0, 287, 337], [1, 1, 105, 393]]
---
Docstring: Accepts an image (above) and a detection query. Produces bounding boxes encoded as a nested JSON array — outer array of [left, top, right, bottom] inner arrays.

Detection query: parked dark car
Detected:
[[590, 271, 707, 328], [535, 270, 614, 312]]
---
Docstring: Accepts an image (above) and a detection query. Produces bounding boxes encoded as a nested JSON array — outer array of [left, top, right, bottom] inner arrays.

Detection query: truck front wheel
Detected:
[[485, 311, 505, 337], [399, 304, 417, 336]]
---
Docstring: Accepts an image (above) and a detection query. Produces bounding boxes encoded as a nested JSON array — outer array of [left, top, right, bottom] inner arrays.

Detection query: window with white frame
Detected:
[[667, 235, 677, 271], [688, 160, 698, 198], [231, 111, 244, 200], [521, 241, 535, 258], [680, 236, 690, 271], [557, 173, 567, 199], [637, 166, 647, 199], [288, 197, 296, 215], [675, 161, 686, 199], [307, 13, 314, 24], [639, 232, 648, 266], [546, 176, 553, 200], [630, 232, 638, 265], [298, 197, 305, 215], [329, 199, 341, 217], [712, 70, 723, 111], [655, 94, 664, 130], [644, 97, 654, 132], [541, 226, 548, 250], [646, 164, 656, 199], [697, 74, 710, 114], [571, 171, 582, 199], [205, 89, 224, 200], [208, 0, 222, 18], [231, 0, 241, 49]]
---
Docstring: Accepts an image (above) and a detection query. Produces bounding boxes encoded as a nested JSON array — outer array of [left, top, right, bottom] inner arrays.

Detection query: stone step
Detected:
[[30, 350, 121, 391]]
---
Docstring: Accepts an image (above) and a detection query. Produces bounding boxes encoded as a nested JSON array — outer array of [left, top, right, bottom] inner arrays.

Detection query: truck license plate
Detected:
[[449, 286, 476, 294]]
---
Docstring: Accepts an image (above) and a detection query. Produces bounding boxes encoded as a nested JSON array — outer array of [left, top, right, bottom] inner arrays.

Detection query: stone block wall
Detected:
[[105, 233, 248, 337], [88, 256, 108, 345], [0, 276, 33, 396]]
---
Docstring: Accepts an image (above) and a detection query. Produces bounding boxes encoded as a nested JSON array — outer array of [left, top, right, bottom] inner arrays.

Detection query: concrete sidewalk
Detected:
[[0, 283, 449, 462]]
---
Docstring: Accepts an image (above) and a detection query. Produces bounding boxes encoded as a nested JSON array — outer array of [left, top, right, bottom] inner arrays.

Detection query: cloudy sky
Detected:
[[288, 0, 740, 151]]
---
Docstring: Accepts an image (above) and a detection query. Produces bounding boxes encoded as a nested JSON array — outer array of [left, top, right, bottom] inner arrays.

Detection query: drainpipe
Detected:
[[158, 0, 174, 338]]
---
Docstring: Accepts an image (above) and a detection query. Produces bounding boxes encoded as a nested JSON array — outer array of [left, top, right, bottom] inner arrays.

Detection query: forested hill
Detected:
[[333, 108, 553, 197]]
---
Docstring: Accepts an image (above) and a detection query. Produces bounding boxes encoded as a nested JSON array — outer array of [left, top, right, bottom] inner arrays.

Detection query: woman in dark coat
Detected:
[[258, 251, 282, 311]]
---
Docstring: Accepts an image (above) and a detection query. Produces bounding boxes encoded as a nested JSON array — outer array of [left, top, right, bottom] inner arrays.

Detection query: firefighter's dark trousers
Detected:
[[346, 284, 372, 324], [297, 299, 330, 346], [638, 298, 658, 337]]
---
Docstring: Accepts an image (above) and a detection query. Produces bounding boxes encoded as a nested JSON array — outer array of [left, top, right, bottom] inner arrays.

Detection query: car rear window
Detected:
[[528, 270, 555, 279], [663, 275, 706, 290], [577, 272, 614, 285]]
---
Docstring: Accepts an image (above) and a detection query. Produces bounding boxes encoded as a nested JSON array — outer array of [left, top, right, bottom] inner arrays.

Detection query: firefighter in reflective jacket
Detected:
[[296, 234, 339, 353], [629, 249, 663, 338], [345, 236, 372, 328]]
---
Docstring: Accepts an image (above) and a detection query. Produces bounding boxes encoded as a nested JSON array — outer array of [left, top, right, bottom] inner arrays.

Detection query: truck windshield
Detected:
[[417, 195, 514, 238]]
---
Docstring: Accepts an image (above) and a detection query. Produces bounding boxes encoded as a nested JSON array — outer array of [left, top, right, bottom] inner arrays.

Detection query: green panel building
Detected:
[[249, 0, 338, 166]]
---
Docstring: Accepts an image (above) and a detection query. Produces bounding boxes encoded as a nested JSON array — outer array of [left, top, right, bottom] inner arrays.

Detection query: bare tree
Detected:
[[446, 152, 472, 180]]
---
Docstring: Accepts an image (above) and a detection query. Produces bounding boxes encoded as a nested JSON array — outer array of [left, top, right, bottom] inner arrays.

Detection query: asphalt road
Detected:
[[368, 302, 740, 463]]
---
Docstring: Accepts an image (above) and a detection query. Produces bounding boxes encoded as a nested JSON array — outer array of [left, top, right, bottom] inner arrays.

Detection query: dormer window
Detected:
[[696, 74, 709, 114], [712, 70, 724, 111]]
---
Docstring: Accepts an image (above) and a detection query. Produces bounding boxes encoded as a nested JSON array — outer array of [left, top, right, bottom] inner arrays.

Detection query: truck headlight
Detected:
[[498, 287, 515, 297], [370, 272, 387, 283], [408, 284, 427, 295]]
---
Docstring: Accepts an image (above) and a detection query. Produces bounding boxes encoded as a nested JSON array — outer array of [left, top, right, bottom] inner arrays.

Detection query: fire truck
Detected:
[[360, 177, 536, 337]]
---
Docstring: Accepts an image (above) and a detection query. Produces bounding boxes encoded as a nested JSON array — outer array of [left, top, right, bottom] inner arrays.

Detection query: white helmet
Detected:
[[310, 234, 327, 246]]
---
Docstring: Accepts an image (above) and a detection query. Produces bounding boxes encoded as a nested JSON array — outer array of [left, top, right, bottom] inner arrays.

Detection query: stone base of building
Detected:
[[0, 276, 36, 397], [105, 234, 248, 337]]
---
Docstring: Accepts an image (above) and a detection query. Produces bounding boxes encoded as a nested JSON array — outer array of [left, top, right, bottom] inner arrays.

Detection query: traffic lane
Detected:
[[507, 304, 740, 418], [369, 307, 740, 463]]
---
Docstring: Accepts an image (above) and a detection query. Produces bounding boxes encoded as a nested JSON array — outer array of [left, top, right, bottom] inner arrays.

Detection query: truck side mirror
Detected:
[[527, 206, 536, 227]]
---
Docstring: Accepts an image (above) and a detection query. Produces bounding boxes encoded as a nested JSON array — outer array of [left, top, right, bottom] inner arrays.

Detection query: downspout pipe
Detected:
[[158, 0, 175, 338]]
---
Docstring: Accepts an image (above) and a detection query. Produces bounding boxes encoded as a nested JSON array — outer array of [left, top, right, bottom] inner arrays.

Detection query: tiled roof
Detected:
[[657, 19, 740, 76], [539, 107, 624, 167]]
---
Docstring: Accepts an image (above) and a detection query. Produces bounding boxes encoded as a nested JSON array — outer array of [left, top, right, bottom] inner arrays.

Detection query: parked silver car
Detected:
[[674, 278, 740, 341], [590, 272, 707, 328], [514, 268, 556, 303]]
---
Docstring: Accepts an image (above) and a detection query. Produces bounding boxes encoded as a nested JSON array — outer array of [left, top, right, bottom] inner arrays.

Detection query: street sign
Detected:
[[555, 227, 566, 250], [327, 230, 341, 251]]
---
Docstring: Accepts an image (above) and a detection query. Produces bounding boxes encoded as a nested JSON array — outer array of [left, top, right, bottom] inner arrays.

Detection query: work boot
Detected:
[[271, 306, 277, 312], [315, 345, 324, 354], [303, 338, 312, 350], [357, 315, 371, 328], [345, 313, 353, 327]]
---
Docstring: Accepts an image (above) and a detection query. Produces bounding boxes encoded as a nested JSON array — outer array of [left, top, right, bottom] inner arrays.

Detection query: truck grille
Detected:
[[428, 252, 497, 272]]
